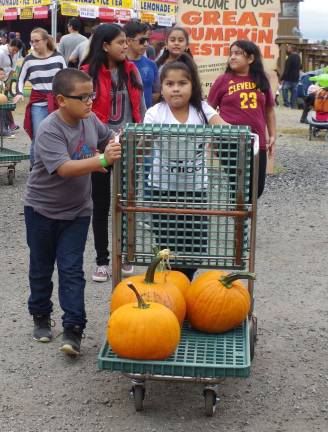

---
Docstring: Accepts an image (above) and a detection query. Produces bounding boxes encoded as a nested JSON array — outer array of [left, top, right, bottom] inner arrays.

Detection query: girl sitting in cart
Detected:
[[208, 40, 276, 199], [143, 53, 226, 280]]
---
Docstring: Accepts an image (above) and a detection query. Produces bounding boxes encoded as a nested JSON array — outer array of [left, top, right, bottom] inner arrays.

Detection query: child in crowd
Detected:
[[0, 67, 15, 138], [156, 27, 193, 75], [144, 53, 226, 280], [124, 20, 160, 109], [81, 24, 145, 282], [208, 40, 276, 199], [24, 69, 121, 355]]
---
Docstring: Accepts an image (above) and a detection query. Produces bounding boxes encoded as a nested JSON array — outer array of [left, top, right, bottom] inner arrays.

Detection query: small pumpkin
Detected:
[[186, 272, 255, 333], [0, 94, 8, 104], [108, 283, 181, 360], [110, 251, 186, 325]]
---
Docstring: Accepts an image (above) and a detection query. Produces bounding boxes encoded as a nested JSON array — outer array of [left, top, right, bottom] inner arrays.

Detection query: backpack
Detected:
[[314, 89, 328, 113]]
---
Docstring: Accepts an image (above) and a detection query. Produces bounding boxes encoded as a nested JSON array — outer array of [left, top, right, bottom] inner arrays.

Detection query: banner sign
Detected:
[[99, 6, 115, 19], [140, 11, 156, 23], [140, 0, 177, 15], [157, 14, 173, 26], [63, 0, 133, 8], [0, 0, 50, 6], [78, 5, 98, 17], [114, 7, 131, 20], [4, 7, 17, 19], [20, 6, 32, 17], [61, 2, 78, 15], [177, 0, 281, 96], [33, 5, 48, 17]]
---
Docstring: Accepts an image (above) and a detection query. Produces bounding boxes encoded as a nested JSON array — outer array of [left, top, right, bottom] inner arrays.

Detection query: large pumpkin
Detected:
[[192, 269, 228, 287], [186, 272, 255, 333], [111, 252, 186, 325], [108, 283, 181, 360]]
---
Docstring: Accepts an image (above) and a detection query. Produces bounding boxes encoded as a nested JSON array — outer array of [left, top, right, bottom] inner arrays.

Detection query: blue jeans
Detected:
[[282, 81, 298, 108], [30, 104, 49, 167], [24, 206, 90, 329]]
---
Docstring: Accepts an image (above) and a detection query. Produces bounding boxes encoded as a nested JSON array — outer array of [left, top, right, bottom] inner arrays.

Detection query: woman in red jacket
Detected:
[[81, 24, 145, 282]]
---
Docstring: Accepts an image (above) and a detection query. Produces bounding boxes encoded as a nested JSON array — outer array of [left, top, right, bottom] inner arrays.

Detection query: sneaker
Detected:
[[59, 325, 83, 356], [122, 263, 134, 275], [33, 314, 53, 342], [92, 265, 110, 282], [10, 125, 20, 131]]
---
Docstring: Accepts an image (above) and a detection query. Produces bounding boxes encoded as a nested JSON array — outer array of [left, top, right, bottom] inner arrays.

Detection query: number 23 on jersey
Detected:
[[240, 92, 258, 109]]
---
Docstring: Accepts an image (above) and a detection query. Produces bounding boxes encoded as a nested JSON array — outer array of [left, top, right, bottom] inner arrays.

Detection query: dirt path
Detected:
[[0, 107, 327, 432]]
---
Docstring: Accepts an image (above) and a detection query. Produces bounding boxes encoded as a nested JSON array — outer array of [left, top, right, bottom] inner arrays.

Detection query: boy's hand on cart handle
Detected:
[[267, 136, 276, 158], [13, 94, 24, 104], [104, 138, 121, 165]]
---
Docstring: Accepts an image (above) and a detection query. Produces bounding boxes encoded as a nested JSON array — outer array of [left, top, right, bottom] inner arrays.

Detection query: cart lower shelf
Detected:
[[98, 320, 251, 379], [0, 147, 30, 163]]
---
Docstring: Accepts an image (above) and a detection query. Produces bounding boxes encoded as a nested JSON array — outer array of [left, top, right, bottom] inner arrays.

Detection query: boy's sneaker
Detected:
[[33, 314, 53, 342], [59, 325, 83, 356], [122, 263, 134, 275], [92, 265, 110, 282]]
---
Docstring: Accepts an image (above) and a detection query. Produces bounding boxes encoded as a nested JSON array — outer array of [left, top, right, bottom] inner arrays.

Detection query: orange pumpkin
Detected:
[[152, 270, 190, 299], [192, 269, 228, 287], [186, 272, 255, 333], [108, 283, 180, 360], [111, 253, 186, 325]]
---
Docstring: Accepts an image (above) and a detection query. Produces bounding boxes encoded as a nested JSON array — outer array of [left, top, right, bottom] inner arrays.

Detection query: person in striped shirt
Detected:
[[13, 28, 66, 167]]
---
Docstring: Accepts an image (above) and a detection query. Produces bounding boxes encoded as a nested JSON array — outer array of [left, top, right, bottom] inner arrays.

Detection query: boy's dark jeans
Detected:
[[91, 170, 111, 266], [24, 206, 90, 329]]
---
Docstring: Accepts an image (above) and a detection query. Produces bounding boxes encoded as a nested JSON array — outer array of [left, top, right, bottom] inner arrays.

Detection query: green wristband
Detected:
[[99, 154, 109, 168]]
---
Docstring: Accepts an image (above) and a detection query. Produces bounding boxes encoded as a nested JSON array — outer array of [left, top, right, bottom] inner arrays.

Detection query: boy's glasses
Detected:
[[132, 37, 149, 45], [63, 92, 96, 103]]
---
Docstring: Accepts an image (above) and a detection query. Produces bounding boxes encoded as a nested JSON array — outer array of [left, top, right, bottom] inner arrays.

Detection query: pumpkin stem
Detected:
[[127, 283, 150, 309], [220, 272, 256, 288], [144, 249, 171, 283]]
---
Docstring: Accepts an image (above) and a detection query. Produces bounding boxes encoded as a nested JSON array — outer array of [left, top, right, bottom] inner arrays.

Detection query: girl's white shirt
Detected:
[[144, 100, 217, 125], [143, 101, 217, 191]]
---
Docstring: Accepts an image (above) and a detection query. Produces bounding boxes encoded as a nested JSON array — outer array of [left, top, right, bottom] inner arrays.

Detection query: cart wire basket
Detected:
[[99, 124, 259, 416]]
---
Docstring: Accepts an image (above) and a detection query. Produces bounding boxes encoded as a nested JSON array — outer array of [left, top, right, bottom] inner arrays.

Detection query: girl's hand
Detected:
[[267, 136, 276, 158], [104, 138, 121, 165], [13, 94, 24, 104]]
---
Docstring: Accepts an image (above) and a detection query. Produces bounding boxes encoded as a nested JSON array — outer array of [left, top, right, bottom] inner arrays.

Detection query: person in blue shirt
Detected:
[[124, 20, 160, 108]]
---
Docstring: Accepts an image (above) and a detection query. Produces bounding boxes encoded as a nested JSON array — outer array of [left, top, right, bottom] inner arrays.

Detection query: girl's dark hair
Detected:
[[82, 23, 142, 91], [160, 53, 207, 123], [156, 27, 193, 68], [226, 40, 270, 92]]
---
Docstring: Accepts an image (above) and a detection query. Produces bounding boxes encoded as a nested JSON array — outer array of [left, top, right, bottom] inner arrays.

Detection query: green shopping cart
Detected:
[[0, 102, 29, 185], [98, 124, 259, 416]]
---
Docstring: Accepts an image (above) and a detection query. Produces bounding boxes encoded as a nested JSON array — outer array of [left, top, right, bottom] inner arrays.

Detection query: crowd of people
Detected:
[[1, 20, 277, 355]]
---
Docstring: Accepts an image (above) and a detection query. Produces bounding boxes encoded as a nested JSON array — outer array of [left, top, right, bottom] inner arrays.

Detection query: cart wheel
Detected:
[[313, 127, 318, 138], [249, 315, 257, 361], [309, 126, 312, 141], [7, 169, 15, 185], [133, 385, 145, 412], [204, 389, 217, 417]]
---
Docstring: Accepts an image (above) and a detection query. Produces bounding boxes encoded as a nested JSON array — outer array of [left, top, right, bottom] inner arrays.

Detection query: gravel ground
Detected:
[[0, 106, 327, 432]]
